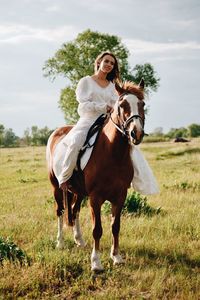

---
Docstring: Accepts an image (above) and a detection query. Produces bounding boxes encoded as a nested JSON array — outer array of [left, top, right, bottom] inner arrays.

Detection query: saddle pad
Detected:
[[79, 133, 97, 170]]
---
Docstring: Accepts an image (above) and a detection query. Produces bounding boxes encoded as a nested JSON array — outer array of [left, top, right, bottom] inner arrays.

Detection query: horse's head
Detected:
[[114, 80, 145, 145]]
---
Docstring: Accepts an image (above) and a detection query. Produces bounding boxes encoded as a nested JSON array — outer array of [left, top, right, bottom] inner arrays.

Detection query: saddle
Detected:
[[77, 114, 108, 171]]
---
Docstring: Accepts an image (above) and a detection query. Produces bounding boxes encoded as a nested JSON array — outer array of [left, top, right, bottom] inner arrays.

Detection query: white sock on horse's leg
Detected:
[[110, 246, 124, 265], [56, 215, 64, 249], [73, 212, 86, 247], [110, 252, 124, 265], [91, 248, 104, 271]]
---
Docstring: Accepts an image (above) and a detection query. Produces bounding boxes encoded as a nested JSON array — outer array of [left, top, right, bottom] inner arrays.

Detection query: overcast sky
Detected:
[[0, 0, 199, 136]]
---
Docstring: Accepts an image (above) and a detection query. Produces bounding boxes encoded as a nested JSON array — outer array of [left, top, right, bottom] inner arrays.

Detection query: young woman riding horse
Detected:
[[46, 52, 158, 271]]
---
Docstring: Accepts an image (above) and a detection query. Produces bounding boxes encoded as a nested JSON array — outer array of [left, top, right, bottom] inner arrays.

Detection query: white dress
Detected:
[[53, 76, 117, 185], [52, 75, 159, 195]]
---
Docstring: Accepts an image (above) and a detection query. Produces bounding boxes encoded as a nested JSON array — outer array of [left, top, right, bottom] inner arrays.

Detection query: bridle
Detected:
[[109, 92, 145, 141]]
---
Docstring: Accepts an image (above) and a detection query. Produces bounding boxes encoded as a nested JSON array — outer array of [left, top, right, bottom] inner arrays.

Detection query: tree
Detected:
[[24, 126, 53, 146], [0, 124, 5, 146], [23, 128, 32, 146], [129, 63, 160, 94], [31, 126, 40, 145], [188, 123, 200, 137], [43, 29, 160, 123], [166, 127, 189, 139], [152, 127, 164, 136], [38, 126, 53, 145], [3, 128, 19, 147]]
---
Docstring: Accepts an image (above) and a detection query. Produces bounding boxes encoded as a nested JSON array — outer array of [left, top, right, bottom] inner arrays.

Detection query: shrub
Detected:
[[102, 191, 161, 216], [0, 237, 30, 265]]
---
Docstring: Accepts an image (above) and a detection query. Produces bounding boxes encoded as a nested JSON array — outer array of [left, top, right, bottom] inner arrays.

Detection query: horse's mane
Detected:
[[122, 81, 144, 100]]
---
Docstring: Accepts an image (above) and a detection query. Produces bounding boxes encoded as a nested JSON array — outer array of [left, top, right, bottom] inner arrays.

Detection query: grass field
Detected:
[[0, 139, 200, 299]]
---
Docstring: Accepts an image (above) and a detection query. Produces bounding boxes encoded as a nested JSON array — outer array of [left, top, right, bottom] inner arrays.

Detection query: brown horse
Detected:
[[46, 80, 145, 271]]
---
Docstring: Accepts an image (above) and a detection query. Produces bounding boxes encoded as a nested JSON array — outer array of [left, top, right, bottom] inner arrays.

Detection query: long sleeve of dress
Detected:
[[76, 77, 107, 116], [109, 88, 118, 108]]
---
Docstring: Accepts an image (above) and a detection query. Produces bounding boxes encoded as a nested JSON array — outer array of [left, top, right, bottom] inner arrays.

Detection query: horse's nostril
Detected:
[[131, 131, 135, 139]]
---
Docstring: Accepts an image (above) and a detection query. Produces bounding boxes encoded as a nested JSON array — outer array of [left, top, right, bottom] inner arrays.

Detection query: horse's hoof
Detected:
[[91, 262, 104, 272], [75, 238, 86, 248], [110, 253, 124, 265], [91, 250, 104, 272], [56, 241, 65, 249]]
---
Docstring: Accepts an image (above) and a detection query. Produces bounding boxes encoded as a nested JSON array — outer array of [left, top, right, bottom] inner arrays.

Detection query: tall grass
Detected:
[[0, 140, 200, 299]]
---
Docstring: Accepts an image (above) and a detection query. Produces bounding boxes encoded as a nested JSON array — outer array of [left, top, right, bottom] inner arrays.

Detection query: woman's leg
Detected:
[[53, 117, 98, 186]]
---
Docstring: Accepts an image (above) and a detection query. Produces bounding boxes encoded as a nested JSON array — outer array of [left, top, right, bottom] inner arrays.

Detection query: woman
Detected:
[[53, 52, 119, 190], [53, 51, 159, 194]]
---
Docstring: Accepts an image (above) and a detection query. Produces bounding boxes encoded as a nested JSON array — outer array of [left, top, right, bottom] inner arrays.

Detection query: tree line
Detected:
[[0, 124, 53, 148], [152, 124, 200, 139], [1, 123, 200, 148]]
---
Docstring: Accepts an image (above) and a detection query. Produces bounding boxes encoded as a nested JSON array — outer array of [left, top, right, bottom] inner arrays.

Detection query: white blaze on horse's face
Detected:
[[123, 94, 144, 144]]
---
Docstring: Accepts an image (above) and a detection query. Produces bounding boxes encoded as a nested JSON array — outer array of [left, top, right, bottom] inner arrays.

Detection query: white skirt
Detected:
[[52, 118, 159, 195], [52, 116, 99, 185], [131, 146, 159, 195]]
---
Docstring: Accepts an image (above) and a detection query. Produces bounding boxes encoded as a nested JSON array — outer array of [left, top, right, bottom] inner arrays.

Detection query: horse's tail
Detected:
[[63, 189, 73, 227]]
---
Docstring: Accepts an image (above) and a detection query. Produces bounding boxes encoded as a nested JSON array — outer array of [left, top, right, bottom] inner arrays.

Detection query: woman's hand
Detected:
[[106, 105, 114, 113]]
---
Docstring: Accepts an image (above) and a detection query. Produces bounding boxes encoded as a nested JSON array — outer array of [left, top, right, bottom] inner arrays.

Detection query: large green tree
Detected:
[[43, 29, 160, 123]]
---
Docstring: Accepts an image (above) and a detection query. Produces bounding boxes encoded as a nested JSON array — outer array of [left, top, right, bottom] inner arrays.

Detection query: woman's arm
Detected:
[[76, 77, 107, 115]]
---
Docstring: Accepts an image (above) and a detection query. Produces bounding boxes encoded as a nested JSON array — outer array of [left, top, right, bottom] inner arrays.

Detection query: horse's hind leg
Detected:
[[72, 194, 86, 247], [54, 187, 65, 249], [110, 199, 125, 265]]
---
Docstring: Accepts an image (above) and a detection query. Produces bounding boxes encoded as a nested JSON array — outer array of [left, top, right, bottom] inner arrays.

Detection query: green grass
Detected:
[[0, 141, 200, 299]]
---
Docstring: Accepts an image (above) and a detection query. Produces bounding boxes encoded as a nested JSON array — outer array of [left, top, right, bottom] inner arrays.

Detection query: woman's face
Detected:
[[98, 55, 115, 74]]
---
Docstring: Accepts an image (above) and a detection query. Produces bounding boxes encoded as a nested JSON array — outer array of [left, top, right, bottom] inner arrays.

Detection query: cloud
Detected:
[[45, 4, 61, 12], [169, 19, 197, 29], [125, 39, 200, 55], [77, 0, 119, 11], [0, 24, 79, 44]]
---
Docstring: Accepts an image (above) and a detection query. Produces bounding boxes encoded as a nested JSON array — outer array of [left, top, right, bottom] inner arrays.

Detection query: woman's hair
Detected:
[[94, 51, 120, 83]]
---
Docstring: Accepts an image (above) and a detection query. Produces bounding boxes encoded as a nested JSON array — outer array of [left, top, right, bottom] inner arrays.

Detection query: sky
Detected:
[[0, 0, 199, 136]]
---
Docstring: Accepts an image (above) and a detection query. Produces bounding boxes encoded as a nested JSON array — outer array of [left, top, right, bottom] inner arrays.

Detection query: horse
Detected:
[[46, 80, 145, 271]]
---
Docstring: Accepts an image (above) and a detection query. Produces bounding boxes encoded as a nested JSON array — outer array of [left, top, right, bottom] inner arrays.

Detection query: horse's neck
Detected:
[[103, 118, 131, 160]]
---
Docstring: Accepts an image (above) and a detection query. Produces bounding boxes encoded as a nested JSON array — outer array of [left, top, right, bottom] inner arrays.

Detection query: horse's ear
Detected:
[[139, 78, 145, 90], [115, 82, 124, 95]]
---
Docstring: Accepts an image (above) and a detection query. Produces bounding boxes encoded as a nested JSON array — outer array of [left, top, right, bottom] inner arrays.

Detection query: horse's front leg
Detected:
[[57, 214, 64, 249], [110, 201, 125, 265], [73, 212, 86, 247], [90, 197, 104, 271]]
